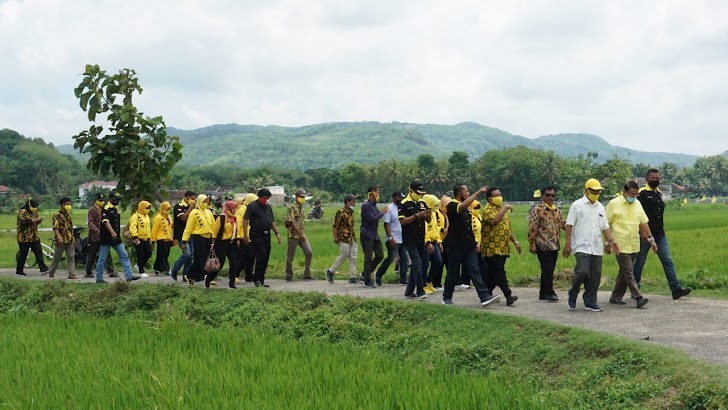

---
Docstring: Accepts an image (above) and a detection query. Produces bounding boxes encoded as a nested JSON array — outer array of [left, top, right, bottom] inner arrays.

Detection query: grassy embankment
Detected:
[[1, 278, 727, 409]]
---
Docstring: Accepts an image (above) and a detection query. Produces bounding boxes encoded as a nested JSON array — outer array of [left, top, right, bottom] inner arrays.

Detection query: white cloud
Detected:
[[1, 0, 727, 156]]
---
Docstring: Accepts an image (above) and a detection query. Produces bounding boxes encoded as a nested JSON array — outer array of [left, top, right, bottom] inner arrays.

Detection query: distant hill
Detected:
[[57, 121, 701, 170]]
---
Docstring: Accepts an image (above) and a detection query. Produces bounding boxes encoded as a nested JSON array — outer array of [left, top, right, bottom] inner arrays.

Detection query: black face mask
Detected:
[[110, 199, 120, 205], [648, 180, 660, 189]]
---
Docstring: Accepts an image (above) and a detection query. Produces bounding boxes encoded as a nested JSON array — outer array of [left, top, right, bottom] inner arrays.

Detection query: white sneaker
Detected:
[[455, 284, 468, 291], [140, 273, 149, 278], [435, 287, 444, 292]]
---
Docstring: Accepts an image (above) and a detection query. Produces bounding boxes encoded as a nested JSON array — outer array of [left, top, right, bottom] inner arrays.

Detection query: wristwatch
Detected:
[[647, 236, 655, 243]]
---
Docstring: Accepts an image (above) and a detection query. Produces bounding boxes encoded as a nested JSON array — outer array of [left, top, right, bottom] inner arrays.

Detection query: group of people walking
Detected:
[[15, 168, 691, 311]]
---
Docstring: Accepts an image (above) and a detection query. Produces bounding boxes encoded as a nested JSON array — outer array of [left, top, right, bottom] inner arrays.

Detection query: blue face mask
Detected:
[[626, 196, 636, 204]]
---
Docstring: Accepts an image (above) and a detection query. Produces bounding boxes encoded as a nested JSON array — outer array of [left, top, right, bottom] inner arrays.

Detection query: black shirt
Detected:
[[100, 203, 122, 245], [445, 201, 476, 251], [173, 201, 189, 241], [244, 200, 274, 234], [637, 189, 665, 238], [399, 198, 427, 245]]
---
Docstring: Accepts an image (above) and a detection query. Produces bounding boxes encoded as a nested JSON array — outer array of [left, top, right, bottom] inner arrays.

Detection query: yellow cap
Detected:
[[584, 178, 604, 191]]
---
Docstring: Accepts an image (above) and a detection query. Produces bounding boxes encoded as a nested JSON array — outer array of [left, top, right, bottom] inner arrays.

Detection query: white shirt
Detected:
[[382, 201, 403, 243], [566, 196, 610, 256]]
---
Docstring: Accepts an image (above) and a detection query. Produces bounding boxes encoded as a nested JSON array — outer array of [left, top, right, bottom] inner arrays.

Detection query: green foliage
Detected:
[[0, 128, 90, 198], [72, 64, 183, 208], [1, 279, 727, 409]]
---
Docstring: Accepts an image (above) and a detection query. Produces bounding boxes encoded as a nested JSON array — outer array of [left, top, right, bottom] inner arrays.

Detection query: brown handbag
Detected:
[[204, 249, 220, 273]]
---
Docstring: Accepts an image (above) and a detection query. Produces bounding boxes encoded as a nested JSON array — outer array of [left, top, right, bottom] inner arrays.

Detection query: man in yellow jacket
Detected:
[[151, 201, 174, 276], [129, 200, 153, 278]]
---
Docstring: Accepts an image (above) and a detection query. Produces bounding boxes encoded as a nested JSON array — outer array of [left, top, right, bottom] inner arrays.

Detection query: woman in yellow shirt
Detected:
[[151, 201, 174, 276], [182, 194, 215, 286], [422, 195, 443, 294], [129, 200, 152, 278], [235, 194, 257, 283], [212, 200, 240, 289]]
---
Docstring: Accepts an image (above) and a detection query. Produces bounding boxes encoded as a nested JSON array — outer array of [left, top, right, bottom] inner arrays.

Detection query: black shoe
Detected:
[[636, 297, 649, 308], [126, 275, 141, 282], [229, 284, 238, 289], [364, 281, 376, 288], [96, 280, 107, 284], [285, 276, 293, 282], [325, 269, 334, 283], [254, 281, 263, 287], [539, 294, 559, 302], [672, 287, 692, 299], [375, 275, 382, 286], [609, 297, 626, 305], [348, 278, 358, 284], [405, 293, 417, 299], [15, 272, 27, 276], [303, 275, 315, 280], [108, 272, 119, 278], [170, 271, 178, 281], [84, 274, 95, 278], [506, 295, 518, 306]]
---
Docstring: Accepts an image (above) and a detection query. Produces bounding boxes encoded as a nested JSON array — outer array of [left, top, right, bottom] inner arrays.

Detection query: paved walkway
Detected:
[[2, 268, 726, 366]]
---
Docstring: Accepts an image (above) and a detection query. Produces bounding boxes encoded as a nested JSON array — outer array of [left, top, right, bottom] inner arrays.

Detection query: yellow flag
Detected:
[[533, 189, 541, 198], [711, 196, 717, 204]]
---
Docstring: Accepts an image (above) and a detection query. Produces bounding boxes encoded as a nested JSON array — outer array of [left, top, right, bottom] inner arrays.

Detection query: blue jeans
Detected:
[[171, 240, 193, 275], [96, 242, 133, 281], [375, 241, 409, 283], [632, 235, 681, 291], [422, 242, 442, 284], [402, 242, 425, 296]]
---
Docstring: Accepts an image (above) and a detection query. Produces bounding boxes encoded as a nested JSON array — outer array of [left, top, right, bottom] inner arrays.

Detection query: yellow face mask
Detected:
[[490, 197, 503, 206], [587, 192, 600, 202], [369, 192, 380, 202], [29, 206, 38, 212], [95, 200, 104, 207], [64, 205, 72, 212], [410, 192, 422, 202], [296, 196, 305, 205], [545, 203, 557, 210]]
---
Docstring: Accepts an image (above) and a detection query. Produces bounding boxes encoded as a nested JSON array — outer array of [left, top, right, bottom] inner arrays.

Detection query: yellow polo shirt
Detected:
[[606, 195, 649, 254]]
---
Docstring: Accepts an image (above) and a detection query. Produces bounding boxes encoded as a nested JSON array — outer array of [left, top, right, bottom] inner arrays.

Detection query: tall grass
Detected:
[[1, 278, 727, 409], [0, 313, 546, 409]]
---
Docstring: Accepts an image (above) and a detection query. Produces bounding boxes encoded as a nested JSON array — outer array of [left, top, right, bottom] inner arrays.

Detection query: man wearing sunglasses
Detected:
[[527, 186, 565, 302]]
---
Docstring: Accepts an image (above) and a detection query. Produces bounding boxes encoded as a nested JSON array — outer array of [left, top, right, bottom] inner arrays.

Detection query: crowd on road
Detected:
[[15, 168, 692, 311]]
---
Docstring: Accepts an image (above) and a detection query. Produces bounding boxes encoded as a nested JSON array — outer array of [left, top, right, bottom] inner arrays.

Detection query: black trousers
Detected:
[[189, 235, 211, 282], [251, 232, 271, 284], [485, 255, 513, 298], [86, 240, 113, 275], [236, 242, 254, 282], [135, 240, 153, 273], [153, 240, 172, 273], [16, 240, 49, 274], [361, 237, 384, 283], [537, 250, 559, 297], [215, 239, 239, 286]]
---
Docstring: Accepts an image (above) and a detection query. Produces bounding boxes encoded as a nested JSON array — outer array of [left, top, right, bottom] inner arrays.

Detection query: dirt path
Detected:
[[2, 268, 726, 366]]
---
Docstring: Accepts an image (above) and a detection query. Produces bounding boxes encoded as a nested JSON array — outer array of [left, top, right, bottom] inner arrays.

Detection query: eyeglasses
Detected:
[[543, 194, 556, 198]]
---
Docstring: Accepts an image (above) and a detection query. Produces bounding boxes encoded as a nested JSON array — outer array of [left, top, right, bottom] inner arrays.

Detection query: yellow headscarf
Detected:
[[159, 201, 171, 217], [422, 194, 440, 210], [137, 200, 152, 215], [243, 193, 258, 206]]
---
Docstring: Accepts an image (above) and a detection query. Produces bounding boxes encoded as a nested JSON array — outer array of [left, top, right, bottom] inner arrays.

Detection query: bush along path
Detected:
[[1, 273, 728, 409]]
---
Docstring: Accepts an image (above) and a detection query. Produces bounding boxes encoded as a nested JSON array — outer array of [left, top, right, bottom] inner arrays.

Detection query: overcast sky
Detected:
[[1, 0, 727, 156]]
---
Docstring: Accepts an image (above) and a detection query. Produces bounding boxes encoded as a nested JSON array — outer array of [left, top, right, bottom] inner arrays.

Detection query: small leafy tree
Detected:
[[72, 64, 183, 209]]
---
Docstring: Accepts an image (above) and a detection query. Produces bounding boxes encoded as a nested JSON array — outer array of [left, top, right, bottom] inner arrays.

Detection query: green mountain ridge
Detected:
[[56, 121, 701, 169]]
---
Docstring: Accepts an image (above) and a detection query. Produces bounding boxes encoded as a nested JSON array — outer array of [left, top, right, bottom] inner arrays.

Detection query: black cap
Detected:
[[344, 194, 359, 202], [184, 190, 196, 197], [392, 191, 405, 199], [109, 191, 122, 200], [409, 181, 426, 194], [94, 192, 106, 200]]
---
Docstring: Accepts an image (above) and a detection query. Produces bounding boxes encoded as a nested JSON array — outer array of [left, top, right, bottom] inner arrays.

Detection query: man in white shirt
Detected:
[[563, 178, 619, 312], [374, 192, 410, 285]]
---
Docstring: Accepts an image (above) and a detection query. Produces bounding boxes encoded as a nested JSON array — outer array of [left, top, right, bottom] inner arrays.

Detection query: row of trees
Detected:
[[175, 146, 728, 202]]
